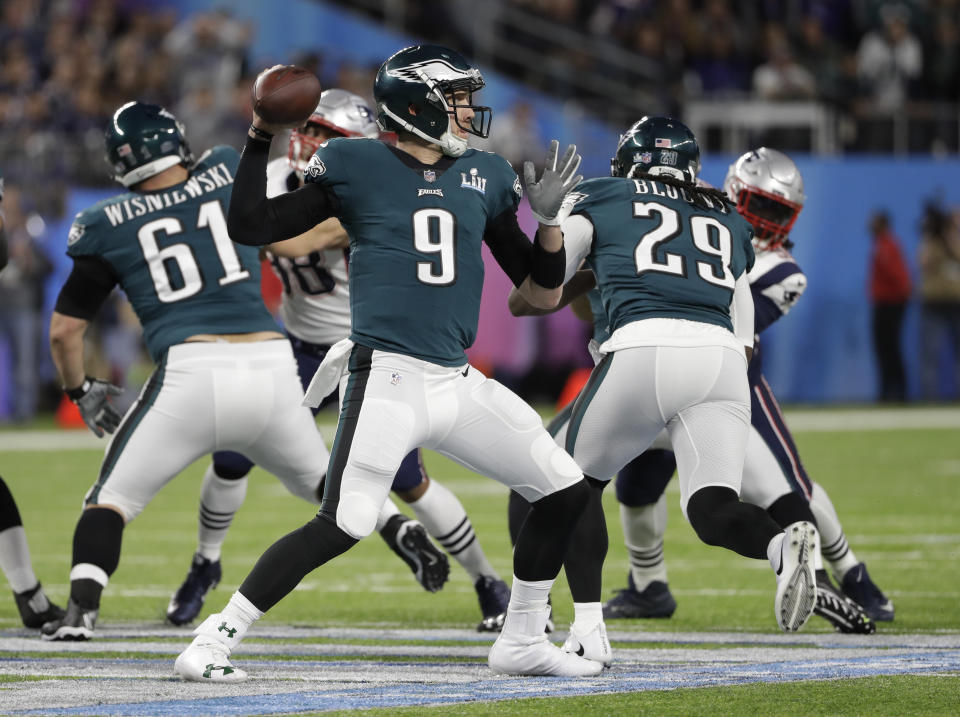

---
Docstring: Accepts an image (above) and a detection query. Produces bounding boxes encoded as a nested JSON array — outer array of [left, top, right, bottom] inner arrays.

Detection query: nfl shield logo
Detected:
[[638, 151, 653, 164], [654, 138, 672, 148], [423, 170, 436, 183]]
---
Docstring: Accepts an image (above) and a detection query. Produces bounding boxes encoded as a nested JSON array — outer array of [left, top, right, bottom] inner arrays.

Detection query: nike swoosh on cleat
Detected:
[[576, 645, 585, 657]]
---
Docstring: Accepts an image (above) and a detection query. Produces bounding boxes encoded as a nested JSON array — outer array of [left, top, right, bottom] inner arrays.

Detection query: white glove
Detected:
[[523, 140, 583, 225]]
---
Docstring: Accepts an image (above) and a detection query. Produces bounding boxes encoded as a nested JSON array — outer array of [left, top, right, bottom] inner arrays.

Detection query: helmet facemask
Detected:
[[733, 185, 802, 250]]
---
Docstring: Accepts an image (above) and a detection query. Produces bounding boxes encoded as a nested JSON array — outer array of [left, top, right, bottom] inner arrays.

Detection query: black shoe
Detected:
[[14, 582, 65, 629], [475, 576, 510, 632], [603, 573, 677, 619], [841, 563, 894, 622], [40, 598, 97, 641], [167, 553, 222, 626], [814, 571, 876, 634], [386, 518, 450, 593]]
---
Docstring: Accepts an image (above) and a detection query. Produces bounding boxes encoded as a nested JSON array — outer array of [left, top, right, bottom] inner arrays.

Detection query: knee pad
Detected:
[[213, 450, 254, 480], [335, 491, 382, 539], [685, 485, 739, 546], [615, 450, 676, 507]]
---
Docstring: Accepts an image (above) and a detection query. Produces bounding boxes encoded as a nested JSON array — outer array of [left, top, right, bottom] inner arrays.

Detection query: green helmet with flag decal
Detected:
[[611, 116, 700, 183], [105, 102, 194, 187], [374, 44, 492, 157]]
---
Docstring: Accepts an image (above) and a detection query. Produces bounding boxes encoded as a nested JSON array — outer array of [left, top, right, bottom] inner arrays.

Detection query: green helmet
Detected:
[[105, 102, 193, 187], [374, 44, 491, 157], [610, 116, 699, 183]]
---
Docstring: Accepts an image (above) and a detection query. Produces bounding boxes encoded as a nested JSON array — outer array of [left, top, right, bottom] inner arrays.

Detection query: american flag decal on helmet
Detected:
[[654, 138, 672, 148]]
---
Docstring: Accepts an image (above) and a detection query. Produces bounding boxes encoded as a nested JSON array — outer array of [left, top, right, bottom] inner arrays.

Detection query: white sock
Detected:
[[502, 577, 553, 637], [202, 591, 263, 650], [767, 532, 785, 574], [197, 465, 248, 562], [409, 479, 497, 582], [809, 482, 859, 582], [571, 602, 603, 634], [0, 526, 38, 593], [375, 496, 401, 532], [621, 495, 669, 592]]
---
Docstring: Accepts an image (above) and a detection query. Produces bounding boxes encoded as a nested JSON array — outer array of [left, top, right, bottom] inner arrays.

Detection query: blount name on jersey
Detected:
[[103, 162, 234, 227], [631, 178, 729, 213]]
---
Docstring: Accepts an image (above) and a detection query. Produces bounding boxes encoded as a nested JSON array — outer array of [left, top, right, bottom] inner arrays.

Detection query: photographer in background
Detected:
[[918, 201, 960, 401]]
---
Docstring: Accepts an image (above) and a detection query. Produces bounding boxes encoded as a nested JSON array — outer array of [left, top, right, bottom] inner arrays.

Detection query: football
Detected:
[[251, 65, 323, 126]]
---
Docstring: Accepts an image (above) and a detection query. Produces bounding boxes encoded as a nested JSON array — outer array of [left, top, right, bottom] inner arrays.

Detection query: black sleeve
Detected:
[[483, 209, 532, 288], [0, 225, 7, 272], [226, 136, 341, 246], [54, 255, 118, 320]]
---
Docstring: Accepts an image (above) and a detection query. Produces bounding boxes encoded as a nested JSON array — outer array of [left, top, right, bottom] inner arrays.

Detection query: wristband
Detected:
[[529, 234, 566, 289], [65, 377, 93, 401], [248, 125, 274, 143]]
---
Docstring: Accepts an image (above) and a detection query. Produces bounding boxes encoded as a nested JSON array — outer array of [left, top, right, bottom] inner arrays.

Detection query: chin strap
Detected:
[[378, 105, 468, 157]]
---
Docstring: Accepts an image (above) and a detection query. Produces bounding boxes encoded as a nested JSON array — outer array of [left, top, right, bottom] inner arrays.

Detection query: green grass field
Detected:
[[1, 407, 959, 715]]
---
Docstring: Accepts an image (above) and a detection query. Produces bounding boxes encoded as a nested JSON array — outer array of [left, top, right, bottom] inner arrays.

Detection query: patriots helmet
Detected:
[[611, 116, 700, 183], [723, 147, 805, 249], [374, 44, 491, 157], [288, 89, 380, 172], [105, 102, 193, 187]]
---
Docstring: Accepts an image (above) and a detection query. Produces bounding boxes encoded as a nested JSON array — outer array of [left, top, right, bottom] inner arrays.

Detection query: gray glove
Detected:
[[523, 140, 583, 225], [66, 377, 123, 437]]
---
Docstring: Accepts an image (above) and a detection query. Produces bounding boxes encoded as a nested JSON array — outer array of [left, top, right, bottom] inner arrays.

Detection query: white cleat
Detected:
[[562, 622, 612, 667], [174, 635, 248, 683], [489, 632, 604, 676], [775, 521, 818, 632]]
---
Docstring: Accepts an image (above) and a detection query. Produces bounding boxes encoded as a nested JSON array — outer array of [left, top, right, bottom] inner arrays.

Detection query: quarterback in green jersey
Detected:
[[42, 102, 331, 641], [176, 45, 604, 681]]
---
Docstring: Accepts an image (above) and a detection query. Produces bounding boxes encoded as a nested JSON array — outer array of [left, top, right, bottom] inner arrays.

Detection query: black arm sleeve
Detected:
[[483, 209, 533, 288], [226, 136, 341, 246], [54, 255, 118, 320], [0, 225, 7, 273]]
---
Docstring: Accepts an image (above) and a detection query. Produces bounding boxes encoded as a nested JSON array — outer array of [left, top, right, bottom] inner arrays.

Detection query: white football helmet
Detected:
[[723, 147, 806, 249], [288, 89, 379, 171]]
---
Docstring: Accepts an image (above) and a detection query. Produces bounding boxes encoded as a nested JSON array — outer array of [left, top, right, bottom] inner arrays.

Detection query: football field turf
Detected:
[[0, 406, 958, 715]]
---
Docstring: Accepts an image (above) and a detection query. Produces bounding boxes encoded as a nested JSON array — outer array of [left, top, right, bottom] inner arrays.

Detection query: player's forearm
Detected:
[[509, 269, 595, 317], [268, 219, 349, 257], [524, 227, 566, 308], [228, 136, 333, 246], [49, 311, 89, 389]]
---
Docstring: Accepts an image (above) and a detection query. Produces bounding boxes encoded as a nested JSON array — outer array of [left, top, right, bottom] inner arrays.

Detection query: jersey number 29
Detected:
[[632, 201, 734, 289], [137, 200, 250, 303]]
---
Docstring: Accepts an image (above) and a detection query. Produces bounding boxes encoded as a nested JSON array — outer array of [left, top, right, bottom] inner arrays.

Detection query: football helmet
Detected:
[[723, 148, 805, 249], [374, 44, 491, 157], [105, 102, 193, 187], [288, 89, 379, 172], [611, 116, 700, 183]]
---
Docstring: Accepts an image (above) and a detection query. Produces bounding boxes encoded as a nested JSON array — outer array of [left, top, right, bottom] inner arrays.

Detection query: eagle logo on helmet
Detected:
[[387, 59, 482, 85]]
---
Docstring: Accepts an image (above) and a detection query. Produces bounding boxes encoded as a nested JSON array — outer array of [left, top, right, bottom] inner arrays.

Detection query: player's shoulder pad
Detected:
[[462, 149, 522, 202], [193, 145, 241, 175], [67, 192, 130, 254], [303, 136, 362, 184], [568, 176, 625, 211]]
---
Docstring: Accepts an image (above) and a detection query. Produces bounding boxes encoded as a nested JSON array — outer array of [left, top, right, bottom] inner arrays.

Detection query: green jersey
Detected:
[[66, 146, 277, 362], [305, 138, 521, 366], [586, 287, 610, 344], [568, 176, 754, 333]]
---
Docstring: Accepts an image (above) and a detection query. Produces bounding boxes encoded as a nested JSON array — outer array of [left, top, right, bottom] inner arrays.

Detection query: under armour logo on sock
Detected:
[[218, 621, 237, 638], [203, 663, 236, 679]]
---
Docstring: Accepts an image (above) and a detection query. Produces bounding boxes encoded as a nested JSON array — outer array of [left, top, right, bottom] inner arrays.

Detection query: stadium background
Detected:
[[1, 0, 959, 418]]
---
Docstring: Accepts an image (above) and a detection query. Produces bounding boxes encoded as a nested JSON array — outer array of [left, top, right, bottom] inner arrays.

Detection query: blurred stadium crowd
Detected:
[[1, 0, 959, 422]]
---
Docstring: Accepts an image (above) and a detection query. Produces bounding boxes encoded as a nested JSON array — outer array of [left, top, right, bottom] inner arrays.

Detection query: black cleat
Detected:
[[603, 573, 677, 619], [841, 562, 894, 622], [167, 553, 222, 626], [14, 582, 65, 629], [386, 518, 450, 592], [40, 599, 97, 641], [814, 571, 876, 634], [475, 576, 510, 632]]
